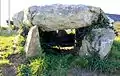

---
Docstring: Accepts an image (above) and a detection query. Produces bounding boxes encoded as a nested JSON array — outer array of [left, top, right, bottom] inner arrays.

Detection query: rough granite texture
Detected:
[[13, 4, 115, 59], [25, 25, 41, 57], [79, 28, 115, 59], [13, 4, 109, 31]]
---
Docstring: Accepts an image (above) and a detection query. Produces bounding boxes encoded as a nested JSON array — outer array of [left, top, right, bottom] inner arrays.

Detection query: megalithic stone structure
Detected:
[[13, 4, 115, 59]]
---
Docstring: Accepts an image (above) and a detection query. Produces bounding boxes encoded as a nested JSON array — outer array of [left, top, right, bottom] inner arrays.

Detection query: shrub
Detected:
[[17, 48, 45, 76], [13, 35, 25, 53], [18, 57, 45, 76], [17, 64, 32, 76], [29, 58, 45, 76]]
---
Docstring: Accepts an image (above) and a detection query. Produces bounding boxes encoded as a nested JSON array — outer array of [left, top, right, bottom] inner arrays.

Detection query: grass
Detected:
[[43, 54, 73, 76], [17, 53, 74, 76], [0, 59, 9, 66], [0, 33, 25, 67], [0, 36, 15, 59], [0, 36, 14, 51], [85, 55, 120, 73], [109, 37, 120, 59], [0, 35, 25, 59]]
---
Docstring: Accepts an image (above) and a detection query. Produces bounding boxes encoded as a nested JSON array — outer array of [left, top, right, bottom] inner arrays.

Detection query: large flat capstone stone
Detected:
[[13, 4, 108, 31]]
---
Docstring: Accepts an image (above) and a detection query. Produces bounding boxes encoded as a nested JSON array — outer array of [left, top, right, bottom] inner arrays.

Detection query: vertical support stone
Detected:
[[79, 28, 115, 59], [25, 25, 42, 57]]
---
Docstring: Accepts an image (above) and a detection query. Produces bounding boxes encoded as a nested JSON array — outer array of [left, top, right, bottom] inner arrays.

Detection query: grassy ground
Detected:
[[0, 35, 25, 62], [0, 36, 15, 65], [0, 28, 26, 76]]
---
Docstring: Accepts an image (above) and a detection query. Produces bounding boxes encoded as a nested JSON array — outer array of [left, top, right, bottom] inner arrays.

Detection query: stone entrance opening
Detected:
[[39, 26, 90, 54], [39, 29, 76, 54]]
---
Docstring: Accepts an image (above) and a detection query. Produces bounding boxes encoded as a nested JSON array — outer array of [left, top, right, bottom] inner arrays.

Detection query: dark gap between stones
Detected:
[[38, 26, 90, 54]]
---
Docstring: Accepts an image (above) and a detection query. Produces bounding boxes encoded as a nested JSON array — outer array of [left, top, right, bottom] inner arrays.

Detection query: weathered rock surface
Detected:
[[13, 4, 115, 59], [79, 28, 115, 59], [1, 65, 17, 76], [25, 25, 41, 57], [12, 11, 24, 27], [12, 4, 109, 31]]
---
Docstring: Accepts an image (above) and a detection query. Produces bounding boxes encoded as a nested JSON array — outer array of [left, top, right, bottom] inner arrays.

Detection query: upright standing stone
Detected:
[[25, 25, 41, 57], [79, 28, 115, 59]]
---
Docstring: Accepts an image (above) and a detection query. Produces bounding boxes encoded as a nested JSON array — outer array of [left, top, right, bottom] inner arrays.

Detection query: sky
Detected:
[[1, 0, 120, 26]]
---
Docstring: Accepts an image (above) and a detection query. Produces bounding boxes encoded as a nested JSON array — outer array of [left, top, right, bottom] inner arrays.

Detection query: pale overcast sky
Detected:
[[1, 0, 120, 26]]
